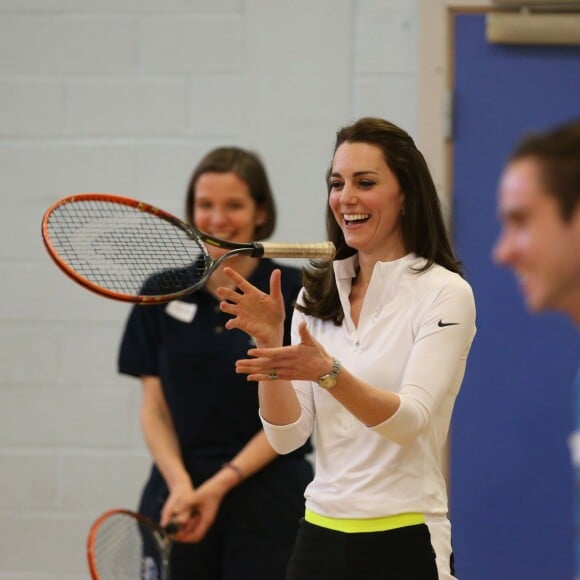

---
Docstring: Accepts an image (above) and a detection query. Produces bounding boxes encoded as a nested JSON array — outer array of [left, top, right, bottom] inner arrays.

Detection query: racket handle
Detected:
[[163, 507, 201, 535], [163, 521, 181, 535], [259, 241, 335, 260]]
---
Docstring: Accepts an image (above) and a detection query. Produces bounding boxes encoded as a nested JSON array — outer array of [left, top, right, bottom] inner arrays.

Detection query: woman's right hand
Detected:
[[160, 480, 198, 533], [217, 267, 286, 348], [162, 466, 242, 543]]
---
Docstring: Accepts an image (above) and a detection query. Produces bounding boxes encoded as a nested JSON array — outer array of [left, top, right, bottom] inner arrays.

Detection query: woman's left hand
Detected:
[[170, 477, 228, 543], [236, 321, 334, 383]]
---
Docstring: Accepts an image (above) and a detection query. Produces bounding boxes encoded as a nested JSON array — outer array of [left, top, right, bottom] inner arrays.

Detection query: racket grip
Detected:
[[259, 241, 335, 260], [163, 521, 181, 535], [163, 507, 200, 535]]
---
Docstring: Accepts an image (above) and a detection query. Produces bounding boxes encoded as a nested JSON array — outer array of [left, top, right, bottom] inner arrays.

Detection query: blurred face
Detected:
[[193, 172, 265, 258], [328, 141, 406, 262], [493, 157, 580, 321]]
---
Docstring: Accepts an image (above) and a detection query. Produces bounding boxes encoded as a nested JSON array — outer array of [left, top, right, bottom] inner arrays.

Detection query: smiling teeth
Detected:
[[344, 213, 370, 221]]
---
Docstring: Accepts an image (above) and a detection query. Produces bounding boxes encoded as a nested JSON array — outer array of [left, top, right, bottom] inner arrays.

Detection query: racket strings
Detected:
[[91, 513, 159, 579], [47, 200, 207, 296]]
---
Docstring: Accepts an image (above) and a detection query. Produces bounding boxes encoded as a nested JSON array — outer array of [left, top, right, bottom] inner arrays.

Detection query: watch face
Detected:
[[318, 358, 340, 390], [319, 375, 336, 390]]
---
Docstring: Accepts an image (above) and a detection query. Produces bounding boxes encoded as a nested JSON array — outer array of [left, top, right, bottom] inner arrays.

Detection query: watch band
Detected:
[[318, 357, 341, 390]]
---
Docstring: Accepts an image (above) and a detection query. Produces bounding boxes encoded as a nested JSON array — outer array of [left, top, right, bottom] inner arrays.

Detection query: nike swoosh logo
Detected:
[[438, 319, 460, 327]]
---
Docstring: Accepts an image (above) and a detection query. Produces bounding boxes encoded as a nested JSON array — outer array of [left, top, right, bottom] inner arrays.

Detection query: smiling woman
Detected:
[[301, 118, 464, 326], [192, 171, 269, 295], [194, 172, 267, 255], [216, 118, 477, 580], [328, 141, 406, 265], [117, 146, 314, 580]]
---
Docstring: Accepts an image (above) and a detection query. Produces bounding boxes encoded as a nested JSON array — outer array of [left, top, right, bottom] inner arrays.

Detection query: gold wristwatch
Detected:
[[318, 358, 341, 390]]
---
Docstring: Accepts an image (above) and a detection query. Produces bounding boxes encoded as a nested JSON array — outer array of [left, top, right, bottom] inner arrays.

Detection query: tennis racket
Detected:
[[87, 508, 181, 580], [41, 193, 335, 304]]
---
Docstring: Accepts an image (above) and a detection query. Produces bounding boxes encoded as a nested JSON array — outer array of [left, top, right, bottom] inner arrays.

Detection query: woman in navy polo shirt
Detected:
[[118, 147, 313, 580]]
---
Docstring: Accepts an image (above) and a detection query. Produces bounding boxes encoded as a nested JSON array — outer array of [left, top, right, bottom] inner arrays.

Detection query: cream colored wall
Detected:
[[0, 1, 422, 577], [418, 0, 493, 204]]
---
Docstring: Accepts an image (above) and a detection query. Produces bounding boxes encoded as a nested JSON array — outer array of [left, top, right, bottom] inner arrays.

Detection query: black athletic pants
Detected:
[[286, 519, 439, 580]]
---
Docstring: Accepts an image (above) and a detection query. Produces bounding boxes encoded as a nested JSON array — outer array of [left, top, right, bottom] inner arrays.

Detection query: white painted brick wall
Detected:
[[0, 0, 419, 577]]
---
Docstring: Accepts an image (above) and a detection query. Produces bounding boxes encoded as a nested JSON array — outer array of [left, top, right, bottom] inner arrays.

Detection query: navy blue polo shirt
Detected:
[[118, 259, 312, 460]]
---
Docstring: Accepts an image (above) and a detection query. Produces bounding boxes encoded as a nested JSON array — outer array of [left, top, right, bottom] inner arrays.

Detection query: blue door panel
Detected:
[[451, 13, 580, 580]]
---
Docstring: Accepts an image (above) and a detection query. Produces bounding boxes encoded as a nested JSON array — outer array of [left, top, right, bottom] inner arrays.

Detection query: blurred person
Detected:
[[493, 119, 580, 321], [493, 118, 580, 576], [118, 147, 313, 580], [216, 118, 477, 579]]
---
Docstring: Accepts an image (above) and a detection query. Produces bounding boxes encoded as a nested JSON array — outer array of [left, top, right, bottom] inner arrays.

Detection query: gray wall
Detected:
[[0, 1, 419, 577]]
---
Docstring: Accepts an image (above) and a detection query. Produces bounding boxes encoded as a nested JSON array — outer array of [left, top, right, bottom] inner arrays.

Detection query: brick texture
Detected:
[[0, 0, 418, 576]]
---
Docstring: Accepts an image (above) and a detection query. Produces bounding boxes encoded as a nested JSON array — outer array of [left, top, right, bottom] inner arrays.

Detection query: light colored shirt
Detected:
[[261, 253, 476, 519]]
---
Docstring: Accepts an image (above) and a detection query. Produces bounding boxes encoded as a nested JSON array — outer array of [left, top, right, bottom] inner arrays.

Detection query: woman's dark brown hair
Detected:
[[298, 117, 463, 325], [185, 146, 276, 241]]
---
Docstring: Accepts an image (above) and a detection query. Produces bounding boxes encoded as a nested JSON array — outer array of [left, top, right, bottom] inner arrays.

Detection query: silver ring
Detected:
[[268, 368, 278, 381]]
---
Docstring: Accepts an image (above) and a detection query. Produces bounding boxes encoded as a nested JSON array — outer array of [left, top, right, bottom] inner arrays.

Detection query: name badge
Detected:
[[165, 300, 197, 323]]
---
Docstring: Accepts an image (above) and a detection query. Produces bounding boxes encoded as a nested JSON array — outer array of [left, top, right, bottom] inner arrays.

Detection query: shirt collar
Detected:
[[333, 252, 425, 284]]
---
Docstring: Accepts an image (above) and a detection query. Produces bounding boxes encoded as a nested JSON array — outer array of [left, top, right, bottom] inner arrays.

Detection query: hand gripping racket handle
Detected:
[[258, 241, 335, 260], [163, 521, 181, 535]]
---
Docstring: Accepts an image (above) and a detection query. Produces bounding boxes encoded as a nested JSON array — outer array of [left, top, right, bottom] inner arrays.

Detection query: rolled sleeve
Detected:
[[372, 277, 476, 445], [259, 408, 313, 454]]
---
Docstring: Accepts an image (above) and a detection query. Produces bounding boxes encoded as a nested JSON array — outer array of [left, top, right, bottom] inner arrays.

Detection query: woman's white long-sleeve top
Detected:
[[260, 252, 476, 519]]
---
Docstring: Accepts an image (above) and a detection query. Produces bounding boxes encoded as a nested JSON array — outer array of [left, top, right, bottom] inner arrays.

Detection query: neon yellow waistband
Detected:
[[304, 509, 425, 534]]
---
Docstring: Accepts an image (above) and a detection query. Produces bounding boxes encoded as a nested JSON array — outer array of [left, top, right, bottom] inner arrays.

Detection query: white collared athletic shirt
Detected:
[[260, 253, 476, 579]]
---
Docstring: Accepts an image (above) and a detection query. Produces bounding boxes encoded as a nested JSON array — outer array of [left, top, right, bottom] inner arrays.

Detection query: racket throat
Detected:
[[209, 245, 263, 272]]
